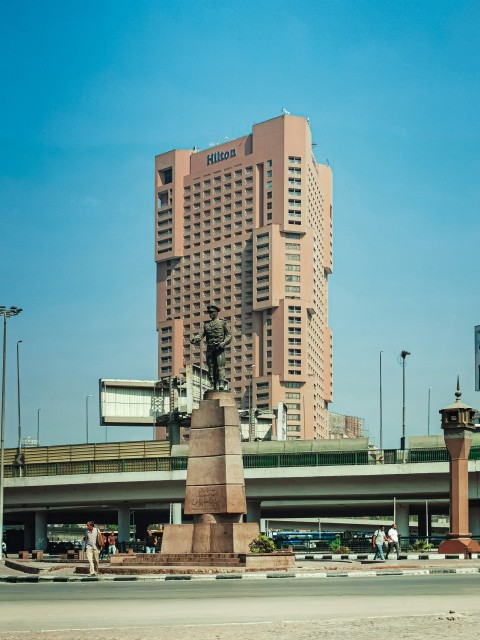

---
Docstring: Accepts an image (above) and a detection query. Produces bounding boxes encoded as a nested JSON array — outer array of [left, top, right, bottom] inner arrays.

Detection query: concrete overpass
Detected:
[[4, 454, 480, 550]]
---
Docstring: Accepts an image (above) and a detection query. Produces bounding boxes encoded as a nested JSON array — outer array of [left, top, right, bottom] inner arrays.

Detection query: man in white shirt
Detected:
[[386, 523, 400, 559], [84, 521, 102, 576]]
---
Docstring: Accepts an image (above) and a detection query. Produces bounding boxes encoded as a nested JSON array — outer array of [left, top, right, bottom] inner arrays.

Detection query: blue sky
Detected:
[[1, 0, 479, 448]]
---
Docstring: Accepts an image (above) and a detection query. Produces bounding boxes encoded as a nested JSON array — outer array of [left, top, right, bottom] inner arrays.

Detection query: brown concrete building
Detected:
[[328, 412, 364, 439], [154, 114, 333, 439]]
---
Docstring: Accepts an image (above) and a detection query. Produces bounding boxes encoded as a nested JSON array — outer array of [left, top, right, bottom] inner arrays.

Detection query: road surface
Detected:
[[0, 574, 479, 639]]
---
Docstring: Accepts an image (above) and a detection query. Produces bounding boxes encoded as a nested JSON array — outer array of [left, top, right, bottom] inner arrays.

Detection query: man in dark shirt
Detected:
[[145, 530, 157, 554]]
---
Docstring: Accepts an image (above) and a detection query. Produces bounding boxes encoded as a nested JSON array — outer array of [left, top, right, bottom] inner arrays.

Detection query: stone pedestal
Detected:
[[161, 391, 260, 555]]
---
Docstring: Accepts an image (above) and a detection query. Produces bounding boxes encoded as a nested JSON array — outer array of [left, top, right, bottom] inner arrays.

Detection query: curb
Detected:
[[295, 553, 479, 561], [1, 567, 479, 583]]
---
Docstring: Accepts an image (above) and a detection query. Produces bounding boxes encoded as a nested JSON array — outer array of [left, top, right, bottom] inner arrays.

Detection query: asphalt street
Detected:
[[0, 574, 479, 633]]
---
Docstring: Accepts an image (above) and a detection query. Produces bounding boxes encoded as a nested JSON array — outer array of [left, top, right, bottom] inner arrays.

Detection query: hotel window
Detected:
[[285, 275, 300, 282], [266, 191, 272, 199], [266, 181, 272, 188], [285, 285, 300, 293], [286, 264, 300, 272], [158, 167, 173, 185], [288, 156, 301, 164], [266, 160, 272, 166], [289, 349, 301, 357], [288, 316, 301, 324], [288, 370, 301, 376], [285, 243, 300, 250], [267, 170, 272, 178], [288, 188, 301, 196], [286, 392, 301, 399], [157, 191, 168, 208], [286, 253, 301, 261], [285, 381, 301, 388]]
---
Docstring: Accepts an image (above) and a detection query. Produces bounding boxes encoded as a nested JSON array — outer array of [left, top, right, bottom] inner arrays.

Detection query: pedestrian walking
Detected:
[[145, 530, 157, 554], [84, 521, 103, 575], [386, 523, 401, 559], [372, 525, 387, 560], [107, 532, 116, 555]]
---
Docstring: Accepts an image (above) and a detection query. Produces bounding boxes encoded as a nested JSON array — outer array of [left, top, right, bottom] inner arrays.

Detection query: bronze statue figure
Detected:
[[190, 304, 232, 390]]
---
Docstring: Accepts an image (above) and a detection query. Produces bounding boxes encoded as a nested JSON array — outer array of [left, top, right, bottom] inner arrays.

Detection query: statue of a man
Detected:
[[190, 304, 232, 391]]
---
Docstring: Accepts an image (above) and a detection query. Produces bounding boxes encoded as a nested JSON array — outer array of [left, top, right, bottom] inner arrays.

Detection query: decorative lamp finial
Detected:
[[455, 375, 461, 403]]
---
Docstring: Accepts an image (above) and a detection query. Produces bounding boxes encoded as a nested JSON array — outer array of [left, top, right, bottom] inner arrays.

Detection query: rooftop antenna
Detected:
[[281, 108, 291, 115]]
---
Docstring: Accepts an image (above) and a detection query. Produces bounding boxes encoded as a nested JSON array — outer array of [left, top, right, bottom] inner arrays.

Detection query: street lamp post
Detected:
[[248, 364, 255, 442], [427, 387, 432, 436], [37, 408, 42, 446], [16, 339, 23, 446], [0, 305, 22, 555], [86, 395, 92, 443], [379, 350, 383, 451], [16, 340, 23, 477], [400, 350, 411, 451]]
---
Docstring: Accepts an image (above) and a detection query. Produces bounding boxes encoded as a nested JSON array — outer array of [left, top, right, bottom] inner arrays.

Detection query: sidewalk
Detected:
[[2, 554, 480, 582]]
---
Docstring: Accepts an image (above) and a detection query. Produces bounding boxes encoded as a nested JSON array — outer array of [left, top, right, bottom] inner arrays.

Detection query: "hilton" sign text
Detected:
[[207, 149, 237, 165]]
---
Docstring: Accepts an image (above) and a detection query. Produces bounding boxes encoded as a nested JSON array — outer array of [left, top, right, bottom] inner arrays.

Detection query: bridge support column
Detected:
[[469, 504, 480, 536], [24, 521, 35, 550], [34, 512, 48, 551], [395, 503, 410, 541], [246, 500, 261, 524], [417, 507, 432, 538], [117, 506, 130, 546], [170, 502, 182, 524]]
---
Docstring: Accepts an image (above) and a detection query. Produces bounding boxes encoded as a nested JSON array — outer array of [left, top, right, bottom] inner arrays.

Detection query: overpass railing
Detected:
[[4, 446, 480, 479]]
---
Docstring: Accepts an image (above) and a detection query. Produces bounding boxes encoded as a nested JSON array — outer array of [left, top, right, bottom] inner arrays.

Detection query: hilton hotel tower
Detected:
[[154, 114, 332, 439]]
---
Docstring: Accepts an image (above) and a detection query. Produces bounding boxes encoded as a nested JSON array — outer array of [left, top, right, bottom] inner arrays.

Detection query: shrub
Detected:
[[249, 535, 276, 554], [409, 539, 433, 551], [329, 535, 350, 554]]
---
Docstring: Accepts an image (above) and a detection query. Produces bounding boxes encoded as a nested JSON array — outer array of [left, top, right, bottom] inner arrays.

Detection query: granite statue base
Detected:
[[161, 522, 260, 555]]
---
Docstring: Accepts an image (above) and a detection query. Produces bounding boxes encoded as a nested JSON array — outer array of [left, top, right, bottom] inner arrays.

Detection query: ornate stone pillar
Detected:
[[438, 379, 480, 555]]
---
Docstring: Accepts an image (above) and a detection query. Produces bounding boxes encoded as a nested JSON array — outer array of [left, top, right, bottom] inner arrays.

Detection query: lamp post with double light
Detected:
[[0, 305, 22, 555], [86, 395, 92, 443]]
